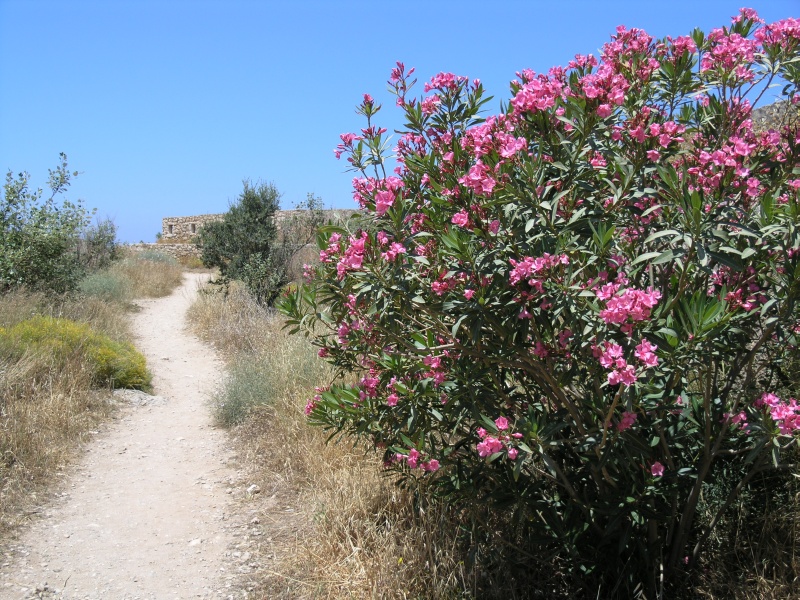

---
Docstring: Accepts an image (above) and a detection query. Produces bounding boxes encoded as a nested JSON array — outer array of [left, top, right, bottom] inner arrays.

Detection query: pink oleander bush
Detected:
[[280, 10, 800, 597]]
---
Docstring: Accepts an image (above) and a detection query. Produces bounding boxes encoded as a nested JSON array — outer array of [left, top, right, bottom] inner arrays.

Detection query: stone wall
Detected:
[[137, 209, 361, 263], [752, 100, 798, 133], [160, 209, 360, 243], [161, 214, 224, 242], [126, 243, 202, 261]]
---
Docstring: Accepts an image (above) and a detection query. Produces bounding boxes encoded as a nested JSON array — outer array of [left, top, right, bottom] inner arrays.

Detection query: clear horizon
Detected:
[[1, 0, 796, 243]]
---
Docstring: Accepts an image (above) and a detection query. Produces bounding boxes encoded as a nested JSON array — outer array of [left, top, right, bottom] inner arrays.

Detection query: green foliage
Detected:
[[0, 316, 151, 390], [280, 13, 800, 598], [198, 180, 281, 284], [197, 181, 325, 305], [77, 217, 119, 270], [1, 154, 94, 293], [78, 271, 131, 303]]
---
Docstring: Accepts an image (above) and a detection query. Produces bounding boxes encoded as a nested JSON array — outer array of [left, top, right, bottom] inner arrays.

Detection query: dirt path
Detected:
[[0, 273, 256, 599]]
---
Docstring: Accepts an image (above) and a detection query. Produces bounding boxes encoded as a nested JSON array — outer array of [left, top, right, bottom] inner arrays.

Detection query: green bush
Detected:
[[77, 217, 119, 270], [197, 182, 324, 306], [0, 316, 151, 390], [213, 356, 274, 426], [78, 271, 131, 303], [281, 11, 800, 598], [1, 154, 94, 293]]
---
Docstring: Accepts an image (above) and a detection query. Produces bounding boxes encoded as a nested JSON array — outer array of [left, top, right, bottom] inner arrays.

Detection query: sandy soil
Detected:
[[0, 273, 263, 599]]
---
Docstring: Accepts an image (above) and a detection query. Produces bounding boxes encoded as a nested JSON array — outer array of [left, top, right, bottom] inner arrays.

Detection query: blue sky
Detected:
[[1, 0, 796, 243]]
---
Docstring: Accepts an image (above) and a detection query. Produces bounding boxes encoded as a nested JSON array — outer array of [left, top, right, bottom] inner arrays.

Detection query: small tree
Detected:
[[1, 153, 93, 293], [198, 181, 325, 305]]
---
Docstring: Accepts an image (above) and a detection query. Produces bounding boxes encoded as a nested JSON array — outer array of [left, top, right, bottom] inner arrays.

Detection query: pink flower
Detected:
[[375, 190, 395, 215], [495, 416, 509, 430], [488, 219, 500, 234], [386, 393, 399, 407], [599, 287, 661, 326], [317, 347, 329, 358], [477, 436, 505, 457], [634, 339, 658, 367], [464, 289, 475, 300], [724, 411, 748, 429], [629, 126, 646, 143], [451, 210, 470, 227], [420, 94, 441, 115], [381, 242, 407, 262], [597, 104, 613, 118], [304, 397, 318, 416], [616, 410, 637, 431], [650, 461, 665, 477], [423, 459, 440, 472], [755, 392, 781, 408], [608, 364, 637, 386], [507, 447, 519, 460], [598, 341, 623, 368], [458, 161, 496, 196]]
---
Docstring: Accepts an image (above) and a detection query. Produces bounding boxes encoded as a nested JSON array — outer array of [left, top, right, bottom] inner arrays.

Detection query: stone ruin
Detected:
[[160, 214, 224, 243], [127, 209, 360, 262]]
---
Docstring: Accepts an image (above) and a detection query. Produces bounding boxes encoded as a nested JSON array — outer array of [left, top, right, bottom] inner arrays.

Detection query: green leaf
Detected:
[[631, 251, 663, 266], [643, 229, 679, 244]]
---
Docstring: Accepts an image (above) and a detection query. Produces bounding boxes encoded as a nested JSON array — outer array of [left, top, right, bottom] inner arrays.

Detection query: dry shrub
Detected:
[[0, 289, 51, 328], [178, 255, 206, 269], [0, 288, 131, 342], [237, 403, 472, 599], [691, 459, 800, 600]]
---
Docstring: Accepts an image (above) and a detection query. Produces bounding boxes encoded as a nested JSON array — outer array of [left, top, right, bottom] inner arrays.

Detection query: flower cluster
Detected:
[[756, 393, 800, 435], [476, 417, 524, 460], [509, 253, 570, 286], [393, 448, 440, 471], [599, 287, 662, 334]]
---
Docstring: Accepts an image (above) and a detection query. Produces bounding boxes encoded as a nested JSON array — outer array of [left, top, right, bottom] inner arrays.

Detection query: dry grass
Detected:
[[0, 253, 185, 538], [110, 251, 184, 298], [0, 351, 113, 532], [187, 281, 276, 357]]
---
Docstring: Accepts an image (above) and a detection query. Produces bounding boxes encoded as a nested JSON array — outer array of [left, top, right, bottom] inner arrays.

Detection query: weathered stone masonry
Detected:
[[129, 209, 360, 261], [161, 214, 224, 242]]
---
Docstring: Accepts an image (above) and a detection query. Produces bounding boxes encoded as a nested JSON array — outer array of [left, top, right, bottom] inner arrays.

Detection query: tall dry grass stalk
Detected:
[[187, 281, 276, 357]]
